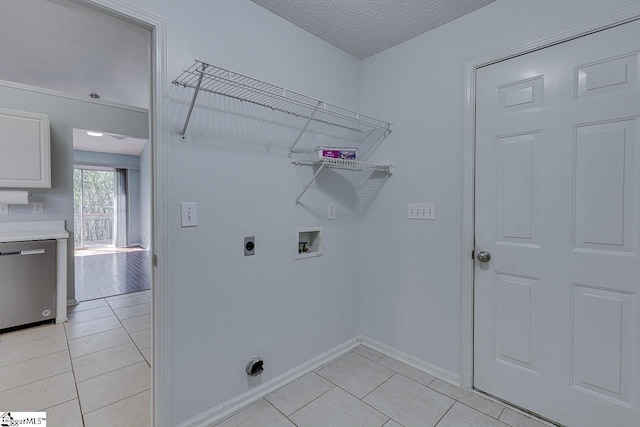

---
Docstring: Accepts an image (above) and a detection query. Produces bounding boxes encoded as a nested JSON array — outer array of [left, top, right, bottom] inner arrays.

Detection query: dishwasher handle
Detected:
[[0, 249, 46, 256], [21, 249, 46, 255]]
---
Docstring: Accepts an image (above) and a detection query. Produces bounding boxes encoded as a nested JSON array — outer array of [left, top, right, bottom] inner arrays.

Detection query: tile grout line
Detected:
[[361, 371, 397, 400], [262, 398, 301, 427], [0, 325, 66, 347], [64, 320, 87, 427], [427, 380, 506, 420], [284, 384, 337, 420], [211, 397, 268, 426], [313, 364, 395, 423], [82, 386, 151, 419], [432, 400, 456, 427], [0, 351, 72, 394], [0, 338, 68, 368]]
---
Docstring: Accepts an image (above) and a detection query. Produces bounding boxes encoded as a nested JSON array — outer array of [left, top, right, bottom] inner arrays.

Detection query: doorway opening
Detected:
[[73, 130, 152, 302]]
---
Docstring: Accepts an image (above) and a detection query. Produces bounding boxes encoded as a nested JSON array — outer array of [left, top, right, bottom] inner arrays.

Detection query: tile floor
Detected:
[[0, 300, 552, 427], [215, 345, 550, 427], [0, 290, 152, 426]]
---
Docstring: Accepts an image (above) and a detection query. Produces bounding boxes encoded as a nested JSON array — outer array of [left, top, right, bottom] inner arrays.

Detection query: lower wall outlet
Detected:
[[244, 236, 255, 256], [0, 204, 7, 215], [328, 202, 336, 220], [33, 202, 44, 214]]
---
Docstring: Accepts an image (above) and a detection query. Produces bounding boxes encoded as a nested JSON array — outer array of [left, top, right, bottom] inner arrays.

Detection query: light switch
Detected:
[[33, 202, 44, 214], [181, 202, 198, 227]]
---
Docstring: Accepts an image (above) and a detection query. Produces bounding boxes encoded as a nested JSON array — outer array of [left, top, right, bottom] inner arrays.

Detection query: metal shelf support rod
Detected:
[[362, 126, 392, 161], [289, 100, 323, 157], [180, 64, 207, 141], [295, 163, 326, 206]]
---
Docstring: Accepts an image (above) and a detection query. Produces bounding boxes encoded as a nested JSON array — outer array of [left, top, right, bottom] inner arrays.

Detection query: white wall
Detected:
[[139, 142, 151, 248], [359, 0, 640, 379], [0, 82, 148, 302], [112, 0, 362, 424]]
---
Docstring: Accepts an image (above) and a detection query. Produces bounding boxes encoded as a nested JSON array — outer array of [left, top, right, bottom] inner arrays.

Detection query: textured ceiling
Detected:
[[251, 0, 495, 59], [74, 128, 148, 156], [0, 0, 150, 108]]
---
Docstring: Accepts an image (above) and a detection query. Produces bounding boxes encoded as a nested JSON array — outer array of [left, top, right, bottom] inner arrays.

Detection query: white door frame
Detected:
[[78, 1, 169, 425], [460, 3, 640, 389]]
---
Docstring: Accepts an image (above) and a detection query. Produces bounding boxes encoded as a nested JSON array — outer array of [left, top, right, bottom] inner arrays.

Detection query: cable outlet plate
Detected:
[[408, 202, 435, 220], [244, 236, 255, 256]]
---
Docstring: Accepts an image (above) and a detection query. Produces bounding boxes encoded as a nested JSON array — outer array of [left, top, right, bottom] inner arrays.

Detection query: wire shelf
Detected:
[[292, 158, 392, 207], [292, 158, 393, 173], [172, 60, 392, 157]]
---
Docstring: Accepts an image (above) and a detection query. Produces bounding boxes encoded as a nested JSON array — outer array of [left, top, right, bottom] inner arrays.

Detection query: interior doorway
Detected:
[[73, 130, 152, 301], [471, 17, 640, 427]]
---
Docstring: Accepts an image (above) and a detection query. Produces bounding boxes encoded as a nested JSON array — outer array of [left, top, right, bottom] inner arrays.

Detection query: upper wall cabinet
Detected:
[[0, 108, 51, 188]]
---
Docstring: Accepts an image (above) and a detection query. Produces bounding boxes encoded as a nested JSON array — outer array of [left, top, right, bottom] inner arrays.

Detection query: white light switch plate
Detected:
[[181, 202, 198, 227], [0, 204, 7, 215], [328, 202, 336, 220], [33, 202, 44, 214], [408, 202, 435, 220]]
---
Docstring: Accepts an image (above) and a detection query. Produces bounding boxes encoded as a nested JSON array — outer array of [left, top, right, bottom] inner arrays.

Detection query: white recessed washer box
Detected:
[[295, 227, 322, 260]]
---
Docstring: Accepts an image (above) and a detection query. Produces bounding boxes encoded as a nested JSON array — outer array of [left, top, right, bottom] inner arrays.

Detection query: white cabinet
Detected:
[[0, 108, 51, 188]]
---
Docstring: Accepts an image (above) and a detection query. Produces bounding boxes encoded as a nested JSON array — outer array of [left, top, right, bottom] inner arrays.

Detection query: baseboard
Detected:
[[67, 299, 78, 307], [177, 337, 359, 427], [359, 335, 461, 386]]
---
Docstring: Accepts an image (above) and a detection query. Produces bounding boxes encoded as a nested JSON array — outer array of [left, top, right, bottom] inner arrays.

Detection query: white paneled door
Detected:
[[474, 19, 640, 427]]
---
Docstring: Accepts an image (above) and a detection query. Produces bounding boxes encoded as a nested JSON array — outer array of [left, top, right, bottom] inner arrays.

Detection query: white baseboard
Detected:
[[177, 337, 359, 427], [67, 299, 78, 307], [359, 335, 461, 386]]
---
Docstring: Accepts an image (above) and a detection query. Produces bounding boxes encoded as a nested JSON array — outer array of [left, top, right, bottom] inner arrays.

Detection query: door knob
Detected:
[[476, 250, 491, 263]]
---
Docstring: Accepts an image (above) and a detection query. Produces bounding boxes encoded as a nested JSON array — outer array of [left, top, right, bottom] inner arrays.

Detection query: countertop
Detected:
[[0, 220, 69, 242]]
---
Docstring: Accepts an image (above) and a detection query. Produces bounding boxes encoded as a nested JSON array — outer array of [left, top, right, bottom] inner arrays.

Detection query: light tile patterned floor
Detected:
[[216, 345, 551, 427], [0, 290, 152, 426]]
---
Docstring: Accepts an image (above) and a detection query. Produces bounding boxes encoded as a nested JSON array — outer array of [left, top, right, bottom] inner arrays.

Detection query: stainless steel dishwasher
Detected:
[[0, 239, 57, 330]]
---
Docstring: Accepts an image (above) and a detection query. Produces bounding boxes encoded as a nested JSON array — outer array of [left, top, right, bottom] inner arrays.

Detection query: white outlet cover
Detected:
[[328, 202, 336, 220], [0, 204, 7, 215], [33, 202, 44, 214], [181, 202, 198, 227], [408, 202, 436, 220]]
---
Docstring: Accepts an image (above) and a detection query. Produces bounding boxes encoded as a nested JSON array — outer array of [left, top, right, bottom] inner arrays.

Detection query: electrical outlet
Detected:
[[408, 202, 435, 220], [328, 202, 336, 220], [181, 202, 198, 227], [0, 204, 7, 215], [33, 202, 44, 214], [244, 236, 255, 256]]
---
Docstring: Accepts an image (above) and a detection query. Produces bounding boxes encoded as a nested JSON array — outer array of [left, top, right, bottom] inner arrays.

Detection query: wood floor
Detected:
[[74, 248, 152, 301]]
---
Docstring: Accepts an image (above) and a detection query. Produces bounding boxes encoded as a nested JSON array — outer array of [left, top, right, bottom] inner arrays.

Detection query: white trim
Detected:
[[460, 3, 640, 390], [80, 1, 169, 426], [67, 299, 79, 307], [74, 163, 138, 171], [177, 337, 359, 427], [0, 78, 148, 113], [360, 335, 461, 386]]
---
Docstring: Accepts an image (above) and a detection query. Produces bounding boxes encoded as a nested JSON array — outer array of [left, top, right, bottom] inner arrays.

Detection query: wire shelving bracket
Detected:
[[172, 60, 392, 157], [292, 158, 393, 206]]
